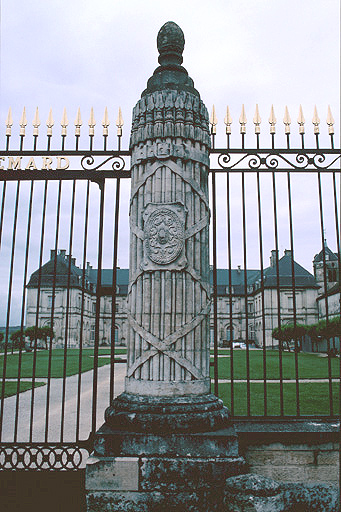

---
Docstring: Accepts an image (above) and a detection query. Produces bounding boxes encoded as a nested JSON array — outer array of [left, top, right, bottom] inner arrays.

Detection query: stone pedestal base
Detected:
[[86, 393, 247, 511]]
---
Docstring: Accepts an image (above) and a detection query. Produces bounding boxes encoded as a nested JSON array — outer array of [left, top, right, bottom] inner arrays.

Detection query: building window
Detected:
[[92, 302, 96, 314], [47, 295, 55, 309], [90, 325, 95, 342]]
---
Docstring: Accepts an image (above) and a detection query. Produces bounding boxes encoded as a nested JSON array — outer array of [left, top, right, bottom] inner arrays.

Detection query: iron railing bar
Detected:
[[29, 180, 48, 442], [110, 178, 121, 404], [76, 180, 90, 442], [91, 180, 105, 436], [332, 172, 341, 317], [1, 150, 131, 156], [0, 182, 7, 248], [211, 168, 219, 396], [0, 170, 131, 182], [209, 168, 341, 174], [256, 171, 267, 416], [44, 180, 62, 442], [209, 148, 340, 154], [60, 180, 76, 442], [241, 171, 251, 415], [226, 172, 234, 416], [14, 181, 34, 442], [271, 171, 284, 415], [317, 170, 334, 416], [287, 171, 300, 416], [0, 181, 21, 440]]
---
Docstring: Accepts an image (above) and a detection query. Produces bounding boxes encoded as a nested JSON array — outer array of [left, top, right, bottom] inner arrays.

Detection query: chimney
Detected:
[[71, 257, 76, 266], [237, 265, 241, 274], [50, 249, 56, 260], [284, 249, 292, 258], [270, 250, 278, 267], [60, 249, 66, 258]]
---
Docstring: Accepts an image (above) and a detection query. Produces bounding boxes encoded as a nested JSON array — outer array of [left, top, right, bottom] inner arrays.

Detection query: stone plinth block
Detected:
[[94, 425, 239, 458]]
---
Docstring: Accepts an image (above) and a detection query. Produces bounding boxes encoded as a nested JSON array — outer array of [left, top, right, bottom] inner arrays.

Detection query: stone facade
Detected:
[[26, 248, 321, 348]]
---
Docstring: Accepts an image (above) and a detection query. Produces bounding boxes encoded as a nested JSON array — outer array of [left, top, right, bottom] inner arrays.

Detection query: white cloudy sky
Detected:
[[0, 0, 340, 324]]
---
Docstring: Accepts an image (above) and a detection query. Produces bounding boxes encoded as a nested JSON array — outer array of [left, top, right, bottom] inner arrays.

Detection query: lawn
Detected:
[[0, 348, 121, 379], [209, 350, 340, 380], [217, 382, 340, 416], [0, 381, 46, 398]]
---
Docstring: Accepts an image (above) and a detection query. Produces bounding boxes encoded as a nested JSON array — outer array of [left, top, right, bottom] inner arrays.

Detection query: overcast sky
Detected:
[[0, 0, 340, 324]]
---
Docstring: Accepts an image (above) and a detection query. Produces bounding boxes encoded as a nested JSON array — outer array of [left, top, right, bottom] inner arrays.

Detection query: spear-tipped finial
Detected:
[[61, 108, 69, 136], [46, 108, 54, 136], [74, 108, 82, 136], [209, 105, 218, 134], [88, 107, 96, 136], [297, 105, 305, 134], [312, 105, 320, 134], [102, 107, 110, 136], [5, 107, 13, 136], [239, 104, 247, 134], [116, 107, 124, 136], [268, 105, 276, 134], [253, 104, 261, 134], [326, 105, 334, 135], [33, 107, 41, 136], [283, 106, 291, 134], [19, 107, 27, 136], [224, 106, 232, 134]]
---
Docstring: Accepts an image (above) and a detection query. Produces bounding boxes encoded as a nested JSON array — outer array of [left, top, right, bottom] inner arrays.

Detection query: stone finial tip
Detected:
[[157, 22, 185, 60]]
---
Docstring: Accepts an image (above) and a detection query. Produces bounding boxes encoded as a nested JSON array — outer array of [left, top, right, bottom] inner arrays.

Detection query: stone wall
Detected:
[[236, 420, 339, 486]]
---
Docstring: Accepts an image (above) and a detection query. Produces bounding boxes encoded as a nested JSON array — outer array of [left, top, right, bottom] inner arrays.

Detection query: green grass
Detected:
[[209, 350, 340, 380], [0, 349, 115, 378], [218, 382, 340, 416], [0, 381, 46, 398]]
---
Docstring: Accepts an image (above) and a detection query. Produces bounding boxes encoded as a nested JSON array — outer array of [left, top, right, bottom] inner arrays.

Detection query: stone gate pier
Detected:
[[85, 21, 247, 511]]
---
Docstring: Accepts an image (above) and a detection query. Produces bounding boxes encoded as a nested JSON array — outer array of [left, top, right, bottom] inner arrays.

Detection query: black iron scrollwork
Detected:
[[81, 155, 126, 171], [215, 151, 340, 171]]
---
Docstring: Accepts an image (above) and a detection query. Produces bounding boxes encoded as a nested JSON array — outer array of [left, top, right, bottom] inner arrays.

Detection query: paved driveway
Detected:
[[1, 363, 126, 443]]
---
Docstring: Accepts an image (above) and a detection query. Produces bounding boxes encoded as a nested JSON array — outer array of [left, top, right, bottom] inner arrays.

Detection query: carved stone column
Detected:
[[86, 22, 246, 512]]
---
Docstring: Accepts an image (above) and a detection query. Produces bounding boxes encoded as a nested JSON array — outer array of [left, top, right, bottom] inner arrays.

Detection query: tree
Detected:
[[272, 324, 307, 352], [0, 332, 3, 343], [10, 330, 25, 349], [24, 326, 54, 350]]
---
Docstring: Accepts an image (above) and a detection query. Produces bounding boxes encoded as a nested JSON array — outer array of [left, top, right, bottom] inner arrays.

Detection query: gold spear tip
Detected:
[[75, 107, 82, 126], [102, 107, 110, 127], [61, 107, 69, 126], [33, 107, 41, 127], [312, 105, 320, 125], [209, 105, 218, 126], [47, 108, 54, 127], [6, 107, 13, 127], [283, 106, 291, 125], [116, 107, 124, 128], [88, 107, 96, 127], [297, 104, 305, 124], [268, 105, 276, 124], [20, 106, 27, 126], [239, 104, 247, 124], [326, 105, 334, 125], [224, 106, 232, 125], [253, 104, 261, 125]]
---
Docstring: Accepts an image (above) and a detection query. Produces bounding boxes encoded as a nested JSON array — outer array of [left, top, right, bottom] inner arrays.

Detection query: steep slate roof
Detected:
[[258, 253, 317, 288], [27, 252, 317, 293], [313, 245, 338, 263], [27, 254, 84, 288]]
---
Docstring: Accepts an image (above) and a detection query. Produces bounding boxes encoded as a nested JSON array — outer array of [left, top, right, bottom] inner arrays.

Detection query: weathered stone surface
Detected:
[[140, 456, 247, 491], [223, 474, 340, 512], [94, 425, 239, 458], [104, 393, 230, 433], [86, 457, 139, 491], [87, 490, 223, 512]]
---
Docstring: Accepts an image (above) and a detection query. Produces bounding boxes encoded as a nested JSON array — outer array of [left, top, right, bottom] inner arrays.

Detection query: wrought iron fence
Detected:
[[0, 104, 340, 470]]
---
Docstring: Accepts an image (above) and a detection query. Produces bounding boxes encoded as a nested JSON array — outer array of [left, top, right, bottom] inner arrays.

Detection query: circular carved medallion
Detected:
[[145, 208, 184, 265]]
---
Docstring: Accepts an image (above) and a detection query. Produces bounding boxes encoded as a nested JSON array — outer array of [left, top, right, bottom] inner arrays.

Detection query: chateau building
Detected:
[[26, 245, 339, 348]]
